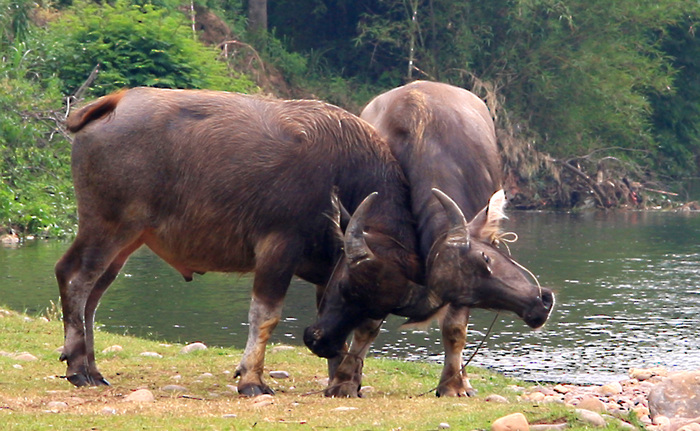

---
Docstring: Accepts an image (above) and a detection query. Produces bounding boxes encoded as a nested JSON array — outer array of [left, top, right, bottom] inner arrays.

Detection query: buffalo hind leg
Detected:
[[325, 318, 382, 398], [56, 233, 141, 387], [436, 305, 476, 397], [235, 233, 298, 396]]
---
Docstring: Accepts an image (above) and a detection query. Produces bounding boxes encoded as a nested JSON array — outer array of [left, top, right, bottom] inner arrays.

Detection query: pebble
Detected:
[[162, 385, 187, 392], [124, 389, 155, 403], [438, 423, 450, 429], [577, 396, 606, 412], [530, 425, 567, 431], [14, 352, 38, 361], [575, 409, 606, 427], [485, 394, 508, 403], [270, 370, 290, 379], [199, 372, 214, 379], [47, 401, 68, 410], [332, 406, 358, 412], [102, 345, 123, 353], [599, 381, 623, 396], [222, 413, 238, 418], [252, 394, 274, 408], [101, 406, 117, 415], [180, 342, 207, 354], [140, 352, 163, 358], [492, 412, 529, 431]]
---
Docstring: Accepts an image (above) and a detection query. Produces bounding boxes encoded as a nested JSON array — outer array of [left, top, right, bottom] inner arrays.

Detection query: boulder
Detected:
[[575, 409, 606, 428], [492, 413, 529, 431], [649, 371, 700, 419]]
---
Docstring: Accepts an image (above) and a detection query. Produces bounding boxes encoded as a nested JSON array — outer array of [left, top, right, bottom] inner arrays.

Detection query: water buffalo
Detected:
[[57, 87, 421, 396], [304, 81, 555, 397]]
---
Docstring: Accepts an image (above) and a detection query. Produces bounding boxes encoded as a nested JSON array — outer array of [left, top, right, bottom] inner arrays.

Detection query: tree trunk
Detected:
[[248, 0, 267, 35]]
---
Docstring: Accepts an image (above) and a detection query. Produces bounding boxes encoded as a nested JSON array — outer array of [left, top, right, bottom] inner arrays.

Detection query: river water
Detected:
[[1, 210, 699, 385]]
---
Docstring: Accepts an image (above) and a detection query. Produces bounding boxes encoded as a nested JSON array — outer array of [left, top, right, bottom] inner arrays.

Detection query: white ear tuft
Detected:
[[486, 189, 508, 225]]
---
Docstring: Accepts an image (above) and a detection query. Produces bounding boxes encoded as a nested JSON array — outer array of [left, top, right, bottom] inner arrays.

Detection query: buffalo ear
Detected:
[[468, 189, 508, 243]]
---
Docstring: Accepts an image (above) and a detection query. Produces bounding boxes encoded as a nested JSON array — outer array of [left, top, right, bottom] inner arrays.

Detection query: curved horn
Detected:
[[432, 188, 469, 243], [344, 192, 378, 264]]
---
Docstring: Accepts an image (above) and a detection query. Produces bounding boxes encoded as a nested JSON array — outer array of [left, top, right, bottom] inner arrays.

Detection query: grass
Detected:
[[0, 306, 626, 430]]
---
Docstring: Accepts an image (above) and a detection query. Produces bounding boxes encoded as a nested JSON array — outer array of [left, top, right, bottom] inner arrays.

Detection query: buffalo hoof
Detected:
[[436, 385, 477, 397], [66, 373, 110, 387], [324, 381, 361, 398], [238, 383, 275, 397]]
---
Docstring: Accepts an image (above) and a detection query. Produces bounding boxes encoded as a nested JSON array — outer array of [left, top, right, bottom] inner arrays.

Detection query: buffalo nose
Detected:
[[542, 289, 555, 313]]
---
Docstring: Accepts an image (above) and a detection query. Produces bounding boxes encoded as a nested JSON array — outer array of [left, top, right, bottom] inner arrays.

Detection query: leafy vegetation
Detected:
[[1, 0, 700, 236]]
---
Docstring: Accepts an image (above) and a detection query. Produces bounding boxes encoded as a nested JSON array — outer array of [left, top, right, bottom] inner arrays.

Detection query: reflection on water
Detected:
[[1, 210, 699, 384]]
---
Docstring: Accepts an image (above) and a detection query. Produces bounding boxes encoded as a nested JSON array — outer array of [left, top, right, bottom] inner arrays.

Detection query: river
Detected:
[[1, 210, 699, 385]]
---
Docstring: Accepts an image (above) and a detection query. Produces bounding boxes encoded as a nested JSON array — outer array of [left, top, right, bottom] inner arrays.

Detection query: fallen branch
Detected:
[[549, 156, 612, 208]]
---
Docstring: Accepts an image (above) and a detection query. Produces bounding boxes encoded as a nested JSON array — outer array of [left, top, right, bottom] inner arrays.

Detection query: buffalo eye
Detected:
[[480, 252, 493, 275]]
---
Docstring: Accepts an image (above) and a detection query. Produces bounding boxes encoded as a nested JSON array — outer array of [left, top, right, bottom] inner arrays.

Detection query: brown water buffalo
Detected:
[[304, 81, 555, 397], [57, 87, 421, 396]]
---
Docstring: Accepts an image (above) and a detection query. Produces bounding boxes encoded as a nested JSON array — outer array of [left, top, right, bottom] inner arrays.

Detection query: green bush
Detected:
[[32, 0, 255, 98]]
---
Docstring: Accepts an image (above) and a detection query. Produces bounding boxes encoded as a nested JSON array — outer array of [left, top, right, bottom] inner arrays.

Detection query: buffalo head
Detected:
[[304, 189, 555, 360], [425, 189, 555, 329]]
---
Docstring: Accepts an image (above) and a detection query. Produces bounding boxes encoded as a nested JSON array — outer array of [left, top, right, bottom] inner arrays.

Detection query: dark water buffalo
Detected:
[[304, 81, 555, 397], [57, 87, 421, 396]]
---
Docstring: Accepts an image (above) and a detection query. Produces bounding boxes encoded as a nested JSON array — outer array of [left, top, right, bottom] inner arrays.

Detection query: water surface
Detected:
[[1, 210, 699, 384]]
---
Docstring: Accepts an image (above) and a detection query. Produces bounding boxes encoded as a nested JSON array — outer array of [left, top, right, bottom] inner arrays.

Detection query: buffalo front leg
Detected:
[[436, 305, 476, 397], [325, 318, 382, 398]]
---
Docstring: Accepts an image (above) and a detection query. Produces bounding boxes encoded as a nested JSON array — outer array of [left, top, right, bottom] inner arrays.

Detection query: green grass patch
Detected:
[[0, 306, 625, 430]]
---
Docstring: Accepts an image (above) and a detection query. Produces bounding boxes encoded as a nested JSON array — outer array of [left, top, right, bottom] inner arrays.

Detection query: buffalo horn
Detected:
[[344, 192, 378, 264], [432, 188, 469, 244]]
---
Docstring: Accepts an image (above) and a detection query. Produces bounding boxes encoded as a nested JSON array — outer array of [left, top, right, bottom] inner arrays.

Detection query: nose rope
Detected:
[[495, 231, 543, 299], [415, 311, 500, 397]]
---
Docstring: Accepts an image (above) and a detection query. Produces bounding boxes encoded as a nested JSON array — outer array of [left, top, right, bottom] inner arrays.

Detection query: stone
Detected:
[[527, 392, 546, 402], [629, 367, 668, 381], [553, 385, 571, 394], [252, 394, 274, 408], [599, 382, 623, 396], [438, 423, 451, 429], [47, 401, 68, 410], [124, 389, 155, 403], [269, 370, 290, 379], [332, 406, 358, 412], [485, 394, 509, 403], [577, 396, 606, 413], [530, 424, 567, 431], [162, 385, 187, 392], [222, 414, 238, 418], [575, 409, 606, 428], [492, 412, 529, 431], [270, 345, 295, 353], [102, 345, 123, 353], [649, 371, 700, 420], [101, 406, 117, 415], [140, 351, 162, 358], [198, 372, 214, 378], [679, 423, 700, 431], [180, 342, 208, 354], [14, 352, 38, 361]]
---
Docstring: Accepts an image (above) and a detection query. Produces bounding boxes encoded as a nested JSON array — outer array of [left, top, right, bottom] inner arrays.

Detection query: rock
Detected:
[[530, 424, 567, 431], [162, 385, 187, 392], [438, 423, 451, 429], [251, 394, 274, 408], [526, 392, 546, 402], [269, 370, 290, 379], [615, 420, 636, 430], [222, 413, 237, 418], [140, 351, 162, 358], [101, 406, 117, 415], [649, 371, 700, 420], [485, 394, 509, 403], [270, 345, 295, 353], [102, 345, 123, 353], [575, 409, 606, 428], [332, 406, 358, 412], [492, 412, 529, 431], [124, 389, 155, 403], [599, 382, 623, 396], [180, 342, 207, 354], [679, 423, 700, 431], [577, 396, 606, 413], [225, 384, 238, 394], [14, 352, 38, 361], [198, 372, 214, 378], [553, 385, 571, 394], [47, 401, 68, 410], [629, 366, 668, 381]]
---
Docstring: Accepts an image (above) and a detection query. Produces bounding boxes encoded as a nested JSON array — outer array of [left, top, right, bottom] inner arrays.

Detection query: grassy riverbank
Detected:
[[0, 306, 627, 430]]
